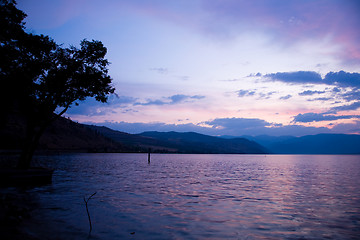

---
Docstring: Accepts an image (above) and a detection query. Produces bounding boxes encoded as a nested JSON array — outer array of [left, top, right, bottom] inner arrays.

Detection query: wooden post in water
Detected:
[[148, 148, 151, 164]]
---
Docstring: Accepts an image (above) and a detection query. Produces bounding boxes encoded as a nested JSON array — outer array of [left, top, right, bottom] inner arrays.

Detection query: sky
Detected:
[[17, 0, 360, 136]]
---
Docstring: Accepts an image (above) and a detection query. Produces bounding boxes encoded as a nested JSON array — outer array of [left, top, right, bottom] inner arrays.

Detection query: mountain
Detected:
[[85, 125, 177, 152], [267, 134, 360, 154], [2, 113, 358, 154], [0, 113, 132, 153], [137, 131, 268, 154], [235, 134, 360, 154], [85, 126, 268, 154], [237, 135, 296, 152]]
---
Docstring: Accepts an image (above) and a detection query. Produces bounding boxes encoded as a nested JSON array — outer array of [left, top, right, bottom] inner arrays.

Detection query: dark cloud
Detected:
[[279, 94, 292, 100], [170, 94, 205, 103], [247, 72, 262, 77], [265, 71, 323, 84], [330, 120, 360, 134], [308, 97, 332, 102], [340, 90, 360, 101], [265, 71, 360, 89], [135, 99, 167, 106], [332, 87, 341, 93], [299, 90, 325, 96], [169, 94, 188, 103], [134, 94, 205, 106], [265, 70, 360, 104], [293, 112, 360, 123], [258, 91, 276, 99], [237, 90, 256, 97], [237, 89, 275, 99], [324, 71, 360, 88], [330, 101, 360, 112]]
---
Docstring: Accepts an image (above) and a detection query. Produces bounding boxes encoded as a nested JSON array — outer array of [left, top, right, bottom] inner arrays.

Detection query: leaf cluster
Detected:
[[0, 0, 115, 121]]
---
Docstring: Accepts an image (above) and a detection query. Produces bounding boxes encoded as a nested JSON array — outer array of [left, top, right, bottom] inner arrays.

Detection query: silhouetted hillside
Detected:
[[86, 127, 268, 154], [137, 131, 268, 154], [3, 114, 358, 154], [0, 113, 131, 153], [85, 125, 177, 152]]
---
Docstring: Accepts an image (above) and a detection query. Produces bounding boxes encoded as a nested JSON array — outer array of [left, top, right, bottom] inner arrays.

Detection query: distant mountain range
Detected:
[[1, 114, 359, 154], [241, 134, 360, 154], [86, 126, 268, 154]]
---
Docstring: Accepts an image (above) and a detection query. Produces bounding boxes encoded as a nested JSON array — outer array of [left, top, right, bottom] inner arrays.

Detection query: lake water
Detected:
[[3, 154, 360, 239]]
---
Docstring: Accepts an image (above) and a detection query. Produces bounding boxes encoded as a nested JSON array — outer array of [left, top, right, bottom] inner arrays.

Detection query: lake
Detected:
[[2, 154, 360, 239]]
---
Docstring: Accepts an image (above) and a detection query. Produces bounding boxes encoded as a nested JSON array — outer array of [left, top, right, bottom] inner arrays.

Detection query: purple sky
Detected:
[[17, 0, 360, 136]]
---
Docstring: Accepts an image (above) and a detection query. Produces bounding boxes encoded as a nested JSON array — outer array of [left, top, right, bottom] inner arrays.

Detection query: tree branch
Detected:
[[84, 192, 97, 234]]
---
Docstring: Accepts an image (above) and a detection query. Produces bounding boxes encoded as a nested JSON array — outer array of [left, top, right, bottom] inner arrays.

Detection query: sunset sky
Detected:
[[17, 0, 360, 136]]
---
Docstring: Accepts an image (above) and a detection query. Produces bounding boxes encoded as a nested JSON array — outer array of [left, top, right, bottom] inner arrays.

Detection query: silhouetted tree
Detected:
[[0, 0, 115, 169]]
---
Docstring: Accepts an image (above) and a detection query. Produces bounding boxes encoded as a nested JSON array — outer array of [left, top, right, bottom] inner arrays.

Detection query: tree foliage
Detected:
[[0, 0, 115, 168]]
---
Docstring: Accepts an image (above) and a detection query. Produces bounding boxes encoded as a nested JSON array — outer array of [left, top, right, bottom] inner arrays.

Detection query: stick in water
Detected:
[[84, 192, 97, 234]]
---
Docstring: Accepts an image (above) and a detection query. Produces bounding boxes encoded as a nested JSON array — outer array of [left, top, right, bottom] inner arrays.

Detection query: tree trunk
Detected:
[[17, 108, 68, 169], [17, 140, 37, 169], [17, 120, 49, 169]]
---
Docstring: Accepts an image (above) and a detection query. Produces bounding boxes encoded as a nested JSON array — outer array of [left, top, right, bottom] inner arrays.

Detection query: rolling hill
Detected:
[[86, 126, 269, 154], [138, 131, 268, 154], [2, 113, 359, 154], [0, 114, 132, 153]]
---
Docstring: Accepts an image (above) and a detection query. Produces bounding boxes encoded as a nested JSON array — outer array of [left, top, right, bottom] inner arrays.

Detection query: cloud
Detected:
[[237, 90, 255, 97], [134, 94, 205, 106], [299, 90, 325, 96], [85, 121, 208, 135], [265, 71, 360, 89], [265, 71, 323, 84], [202, 117, 349, 136], [330, 101, 360, 113], [258, 91, 276, 99], [265, 71, 360, 103], [150, 67, 168, 74], [293, 112, 360, 123], [279, 94, 292, 100], [308, 97, 332, 102], [65, 95, 137, 116], [332, 87, 341, 93], [324, 71, 360, 89], [237, 89, 275, 99], [247, 73, 262, 77], [341, 90, 360, 101], [330, 120, 360, 134], [205, 117, 271, 130], [170, 94, 205, 103], [87, 116, 360, 136]]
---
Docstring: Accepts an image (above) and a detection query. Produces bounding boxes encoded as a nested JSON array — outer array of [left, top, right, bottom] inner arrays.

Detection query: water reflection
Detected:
[[6, 153, 360, 239]]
